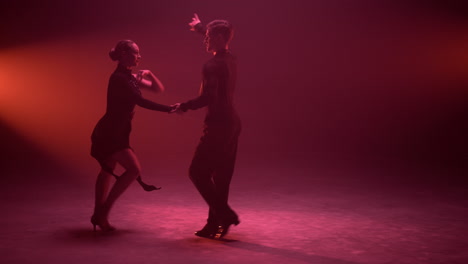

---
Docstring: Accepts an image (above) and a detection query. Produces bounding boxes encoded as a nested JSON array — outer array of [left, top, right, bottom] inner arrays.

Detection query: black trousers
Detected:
[[189, 122, 241, 225]]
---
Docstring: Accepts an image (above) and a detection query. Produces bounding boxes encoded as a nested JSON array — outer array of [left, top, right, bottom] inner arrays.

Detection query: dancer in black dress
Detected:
[[174, 14, 241, 239], [91, 40, 173, 231]]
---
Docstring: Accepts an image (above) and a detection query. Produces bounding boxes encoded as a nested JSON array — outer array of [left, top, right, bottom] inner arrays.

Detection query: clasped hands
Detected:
[[169, 103, 184, 114]]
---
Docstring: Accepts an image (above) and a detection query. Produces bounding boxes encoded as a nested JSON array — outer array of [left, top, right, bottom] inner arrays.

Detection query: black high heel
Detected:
[[90, 214, 116, 232], [214, 218, 240, 239], [194, 223, 219, 238], [136, 176, 161, 192], [91, 215, 97, 232]]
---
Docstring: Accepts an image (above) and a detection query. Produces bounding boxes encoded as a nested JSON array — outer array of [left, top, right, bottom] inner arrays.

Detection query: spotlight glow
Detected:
[[0, 37, 110, 174]]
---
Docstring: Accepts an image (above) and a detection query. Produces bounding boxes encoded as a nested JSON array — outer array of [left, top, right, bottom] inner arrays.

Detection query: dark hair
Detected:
[[109, 40, 135, 61], [207, 20, 233, 43]]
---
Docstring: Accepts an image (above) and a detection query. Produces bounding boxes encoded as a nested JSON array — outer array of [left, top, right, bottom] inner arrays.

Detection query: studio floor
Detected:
[[1, 162, 467, 264]]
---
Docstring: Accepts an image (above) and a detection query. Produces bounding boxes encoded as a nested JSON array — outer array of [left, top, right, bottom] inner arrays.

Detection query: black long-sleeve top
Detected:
[[180, 49, 239, 124], [105, 64, 172, 117], [91, 64, 171, 161]]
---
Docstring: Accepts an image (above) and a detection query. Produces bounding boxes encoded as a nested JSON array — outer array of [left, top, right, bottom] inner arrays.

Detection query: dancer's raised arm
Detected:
[[188, 13, 206, 35], [135, 70, 165, 93]]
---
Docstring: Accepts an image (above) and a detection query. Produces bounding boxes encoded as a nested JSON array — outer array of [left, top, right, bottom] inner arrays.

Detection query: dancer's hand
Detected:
[[136, 70, 152, 80], [135, 70, 152, 85], [169, 103, 183, 114], [136, 70, 165, 93], [189, 13, 201, 31]]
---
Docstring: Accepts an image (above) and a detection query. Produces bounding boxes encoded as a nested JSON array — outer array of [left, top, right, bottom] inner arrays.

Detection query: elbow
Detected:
[[153, 84, 165, 93]]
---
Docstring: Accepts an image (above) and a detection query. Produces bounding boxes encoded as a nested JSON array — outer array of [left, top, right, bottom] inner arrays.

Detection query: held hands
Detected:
[[169, 103, 184, 114], [188, 13, 201, 31]]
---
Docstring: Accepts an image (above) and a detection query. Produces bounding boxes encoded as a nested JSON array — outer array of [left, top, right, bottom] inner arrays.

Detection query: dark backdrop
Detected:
[[1, 0, 467, 184]]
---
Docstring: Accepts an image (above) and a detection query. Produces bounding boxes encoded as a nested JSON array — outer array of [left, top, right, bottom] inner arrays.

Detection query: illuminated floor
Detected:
[[1, 164, 467, 264]]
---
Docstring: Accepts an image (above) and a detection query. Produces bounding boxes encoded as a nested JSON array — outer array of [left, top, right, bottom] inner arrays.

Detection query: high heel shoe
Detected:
[[90, 214, 116, 232], [136, 176, 161, 192], [194, 223, 218, 238], [91, 215, 97, 232], [214, 217, 240, 239]]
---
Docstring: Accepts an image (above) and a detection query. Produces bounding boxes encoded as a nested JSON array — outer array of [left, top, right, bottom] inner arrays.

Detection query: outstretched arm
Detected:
[[135, 96, 173, 112], [188, 13, 206, 35], [127, 79, 172, 112]]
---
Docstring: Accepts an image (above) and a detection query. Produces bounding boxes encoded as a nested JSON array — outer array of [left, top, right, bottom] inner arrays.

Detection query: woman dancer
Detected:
[[90, 40, 173, 231]]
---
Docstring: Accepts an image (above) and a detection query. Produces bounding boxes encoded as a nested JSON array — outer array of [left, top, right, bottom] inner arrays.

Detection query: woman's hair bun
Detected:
[[109, 48, 119, 61], [109, 40, 135, 61]]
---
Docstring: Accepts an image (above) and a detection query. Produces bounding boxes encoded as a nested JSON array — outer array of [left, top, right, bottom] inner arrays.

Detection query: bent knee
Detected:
[[126, 165, 141, 176]]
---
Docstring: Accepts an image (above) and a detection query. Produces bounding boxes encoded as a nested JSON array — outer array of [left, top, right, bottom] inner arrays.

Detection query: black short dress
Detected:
[[91, 64, 171, 167]]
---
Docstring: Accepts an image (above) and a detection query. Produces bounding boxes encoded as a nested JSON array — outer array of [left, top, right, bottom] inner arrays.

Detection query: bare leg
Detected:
[[100, 148, 141, 222], [94, 160, 116, 214]]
